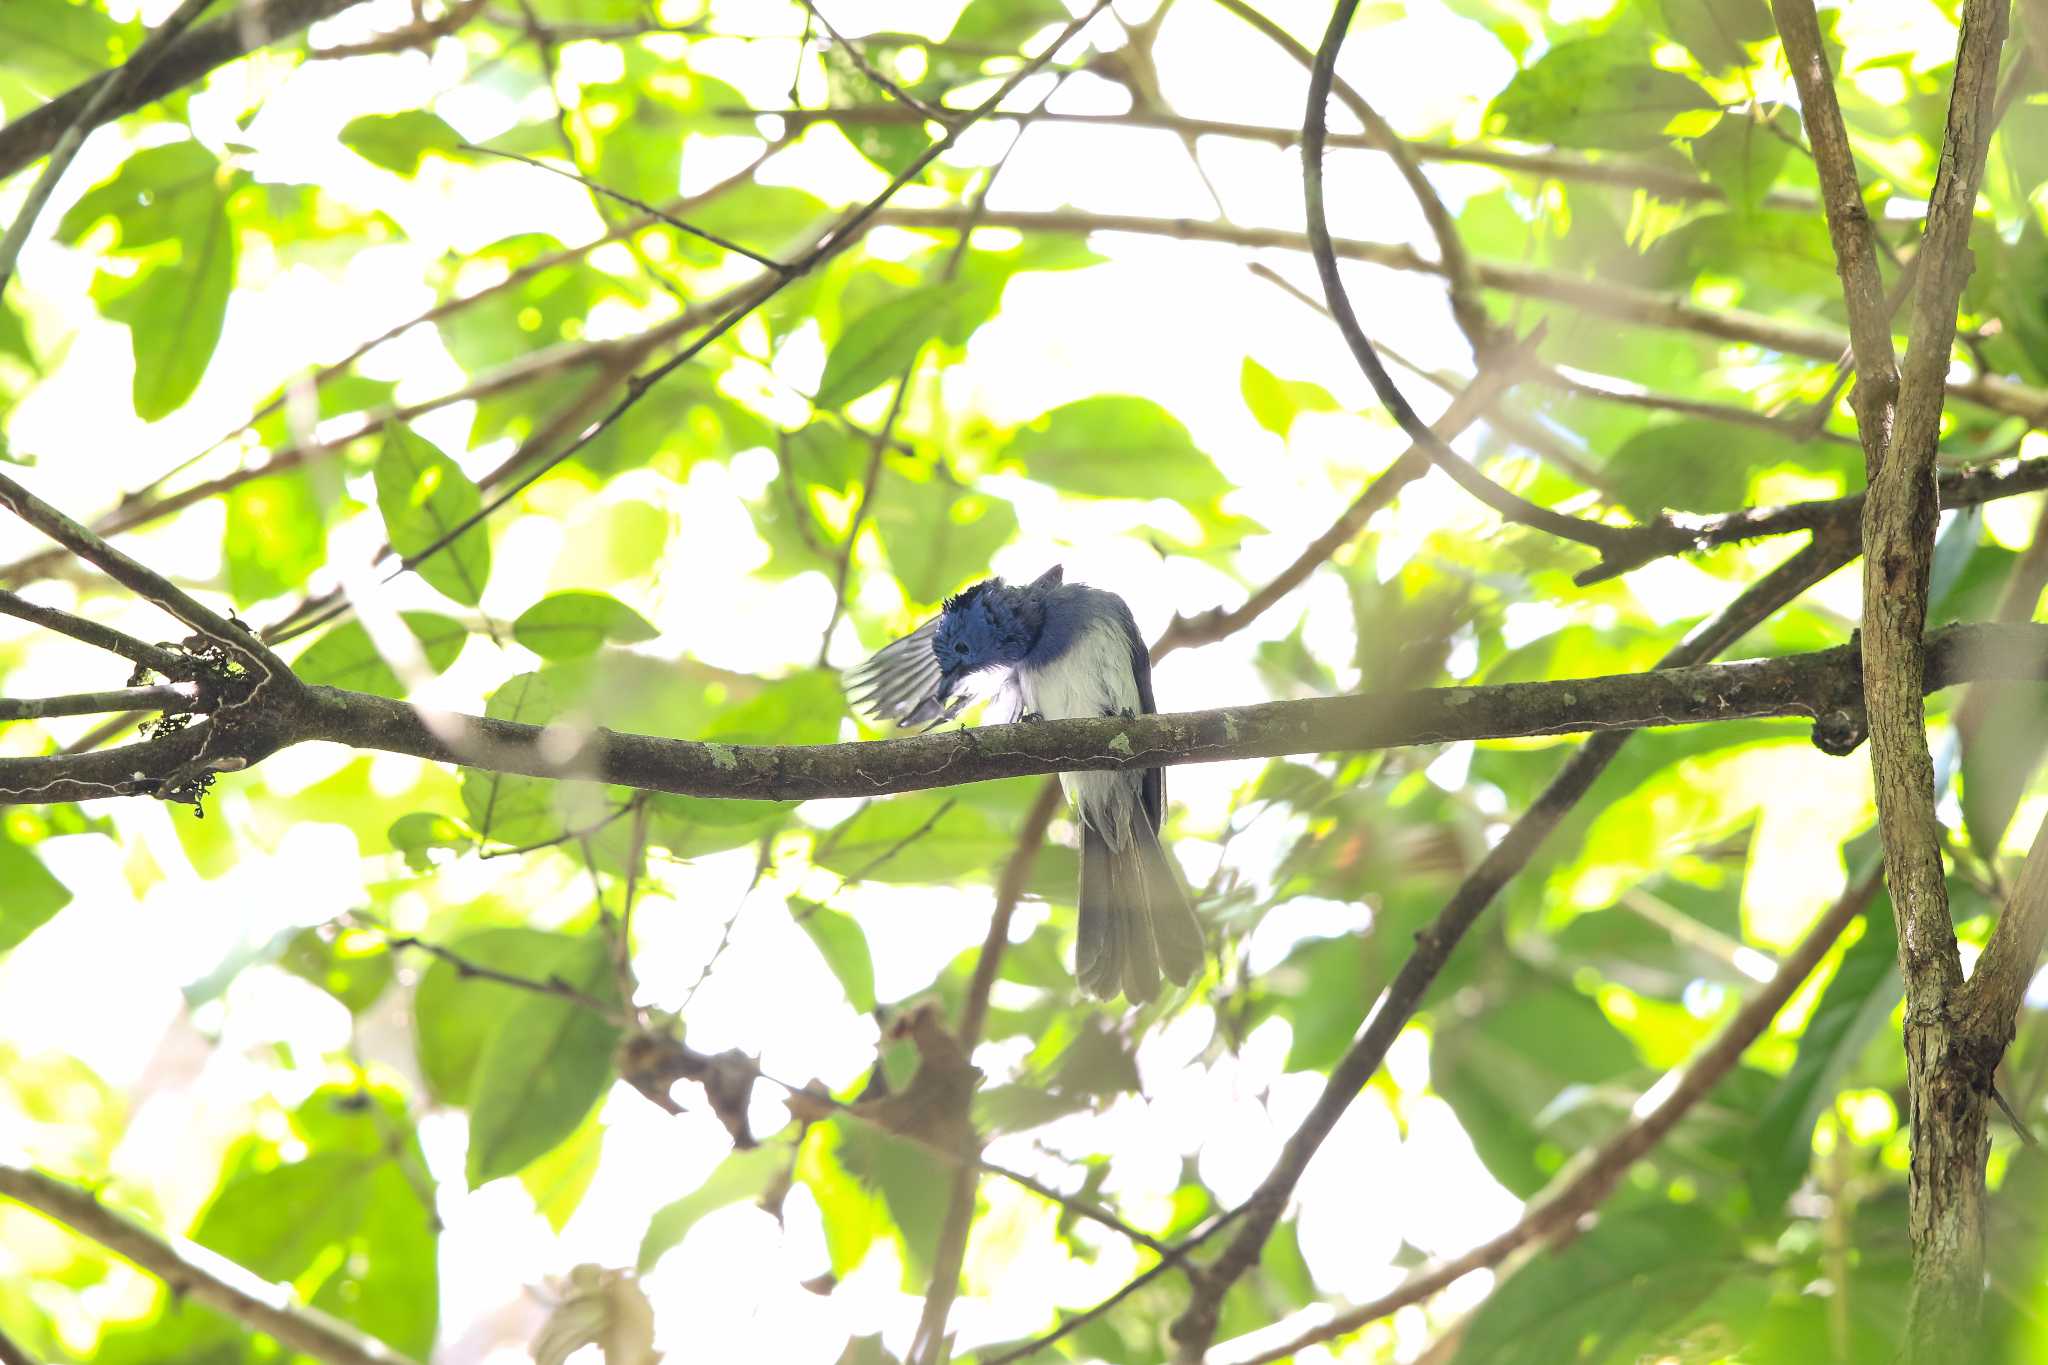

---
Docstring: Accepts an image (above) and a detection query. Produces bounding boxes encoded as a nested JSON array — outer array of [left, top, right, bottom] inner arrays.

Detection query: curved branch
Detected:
[[0, 1163, 421, 1365]]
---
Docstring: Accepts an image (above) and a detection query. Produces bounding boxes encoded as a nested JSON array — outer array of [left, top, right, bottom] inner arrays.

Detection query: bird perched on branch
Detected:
[[845, 566, 1204, 1003]]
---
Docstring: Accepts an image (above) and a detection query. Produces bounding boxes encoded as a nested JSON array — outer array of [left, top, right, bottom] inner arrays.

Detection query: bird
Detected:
[[844, 566, 1205, 1003]]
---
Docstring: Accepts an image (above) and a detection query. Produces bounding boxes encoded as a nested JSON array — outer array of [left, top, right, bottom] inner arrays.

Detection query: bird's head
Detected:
[[930, 567, 1060, 705]]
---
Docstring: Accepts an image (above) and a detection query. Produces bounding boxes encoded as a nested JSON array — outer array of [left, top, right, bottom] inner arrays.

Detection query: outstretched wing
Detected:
[[844, 618, 952, 728]]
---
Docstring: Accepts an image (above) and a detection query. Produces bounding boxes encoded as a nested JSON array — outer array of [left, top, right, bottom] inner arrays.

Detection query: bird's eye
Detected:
[[954, 644, 969, 655]]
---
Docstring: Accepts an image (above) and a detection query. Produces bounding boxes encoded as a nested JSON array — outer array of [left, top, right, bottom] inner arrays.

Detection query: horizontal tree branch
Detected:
[[5, 621, 2047, 808], [724, 105, 1823, 210], [867, 206, 2048, 424], [0, 1162, 421, 1365]]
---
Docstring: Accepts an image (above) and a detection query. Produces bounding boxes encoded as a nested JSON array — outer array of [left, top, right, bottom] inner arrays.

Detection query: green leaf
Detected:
[[513, 591, 659, 660], [1749, 900, 1899, 1211], [1689, 108, 1796, 214], [413, 927, 579, 1103], [465, 933, 622, 1187], [291, 612, 468, 698], [948, 0, 1069, 46], [1655, 0, 1771, 73], [814, 795, 1011, 884], [1241, 356, 1341, 437], [374, 424, 491, 607], [1004, 396, 1229, 500], [816, 287, 957, 409], [791, 901, 877, 1012], [1603, 418, 1770, 517], [59, 141, 222, 248], [0, 0, 134, 93], [639, 1141, 792, 1271], [93, 203, 234, 421], [340, 110, 467, 175], [279, 926, 393, 1014], [223, 470, 327, 606], [1453, 1204, 1737, 1365], [1488, 37, 1716, 152], [0, 827, 70, 954], [194, 1091, 438, 1357], [388, 811, 472, 871], [521, 1109, 605, 1232], [869, 458, 1017, 603], [1431, 976, 1641, 1197]]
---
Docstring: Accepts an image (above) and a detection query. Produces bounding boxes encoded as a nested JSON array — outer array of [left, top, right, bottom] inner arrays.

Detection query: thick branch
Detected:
[[1772, 0, 1902, 474], [1855, 2, 2009, 1353], [0, 0, 218, 295], [6, 619, 2047, 805], [0, 1163, 420, 1365], [0, 0, 365, 182]]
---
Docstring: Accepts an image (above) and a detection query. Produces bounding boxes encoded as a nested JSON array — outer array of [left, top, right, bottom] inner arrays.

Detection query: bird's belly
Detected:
[[1019, 625, 1142, 847]]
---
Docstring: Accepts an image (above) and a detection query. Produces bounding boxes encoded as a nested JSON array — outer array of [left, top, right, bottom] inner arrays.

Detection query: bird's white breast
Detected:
[[1018, 614, 1143, 845]]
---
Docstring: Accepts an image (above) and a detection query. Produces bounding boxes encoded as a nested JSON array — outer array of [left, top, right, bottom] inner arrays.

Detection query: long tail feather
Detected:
[[1075, 816, 1202, 1004]]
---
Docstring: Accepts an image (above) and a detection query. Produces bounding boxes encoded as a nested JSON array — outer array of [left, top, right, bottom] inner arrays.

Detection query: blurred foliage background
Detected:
[[2, 0, 2048, 1362]]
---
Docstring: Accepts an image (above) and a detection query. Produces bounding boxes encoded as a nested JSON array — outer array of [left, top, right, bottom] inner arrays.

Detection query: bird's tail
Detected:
[[1076, 816, 1204, 1003]]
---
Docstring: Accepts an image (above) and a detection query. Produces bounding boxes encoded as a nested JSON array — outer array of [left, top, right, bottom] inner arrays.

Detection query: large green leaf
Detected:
[[513, 591, 659, 660], [465, 932, 622, 1186], [870, 458, 1017, 603], [639, 1141, 793, 1271], [815, 795, 1011, 884], [1749, 898, 1900, 1211], [414, 927, 580, 1103], [1489, 36, 1716, 152], [1003, 396, 1228, 500], [193, 1089, 438, 1357], [340, 110, 467, 175], [815, 281, 999, 409], [0, 0, 134, 93], [791, 900, 877, 1012], [291, 612, 468, 699], [374, 424, 492, 607], [1453, 1204, 1738, 1365], [0, 827, 70, 954], [222, 470, 327, 606]]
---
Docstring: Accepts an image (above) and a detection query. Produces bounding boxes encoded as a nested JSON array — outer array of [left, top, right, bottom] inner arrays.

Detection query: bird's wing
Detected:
[[845, 619, 953, 728]]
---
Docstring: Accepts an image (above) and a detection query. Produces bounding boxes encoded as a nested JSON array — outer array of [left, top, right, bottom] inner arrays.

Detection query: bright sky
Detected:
[[0, 1, 1987, 1362]]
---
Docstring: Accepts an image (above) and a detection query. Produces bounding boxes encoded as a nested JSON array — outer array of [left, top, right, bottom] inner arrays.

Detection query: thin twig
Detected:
[[733, 104, 1826, 210], [371, 0, 1116, 599], [0, 589, 205, 681], [0, 683, 198, 722], [799, 1, 948, 122], [463, 144, 790, 271], [1210, 0, 1487, 348], [370, 927, 625, 1026]]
